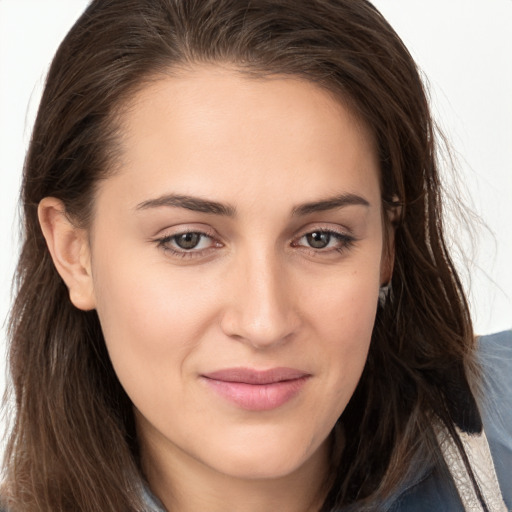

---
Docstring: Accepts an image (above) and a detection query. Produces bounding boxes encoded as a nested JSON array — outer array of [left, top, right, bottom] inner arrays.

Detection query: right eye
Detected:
[[172, 232, 207, 250], [154, 230, 221, 258]]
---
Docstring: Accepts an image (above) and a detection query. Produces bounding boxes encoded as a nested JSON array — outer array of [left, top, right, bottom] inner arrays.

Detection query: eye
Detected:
[[154, 230, 220, 257], [173, 232, 205, 250], [304, 231, 332, 249], [294, 229, 355, 252]]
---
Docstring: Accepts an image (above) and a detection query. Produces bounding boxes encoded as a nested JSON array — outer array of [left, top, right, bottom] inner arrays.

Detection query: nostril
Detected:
[[219, 297, 300, 348]]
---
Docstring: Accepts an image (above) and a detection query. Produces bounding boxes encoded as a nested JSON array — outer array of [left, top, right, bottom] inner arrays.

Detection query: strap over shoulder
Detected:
[[434, 420, 508, 512]]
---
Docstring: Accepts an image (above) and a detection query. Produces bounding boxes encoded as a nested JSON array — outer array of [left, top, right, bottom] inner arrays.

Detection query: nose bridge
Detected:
[[221, 245, 298, 347]]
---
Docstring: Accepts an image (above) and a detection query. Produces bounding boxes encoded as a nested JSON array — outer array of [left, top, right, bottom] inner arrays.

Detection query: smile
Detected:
[[201, 367, 311, 411]]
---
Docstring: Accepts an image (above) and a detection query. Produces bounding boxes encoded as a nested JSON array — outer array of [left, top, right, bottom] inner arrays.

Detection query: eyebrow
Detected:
[[135, 192, 370, 216], [135, 194, 236, 216], [292, 193, 370, 216]]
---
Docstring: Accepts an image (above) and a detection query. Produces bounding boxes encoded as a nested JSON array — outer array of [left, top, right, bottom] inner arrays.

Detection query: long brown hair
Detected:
[[3, 1, 479, 510]]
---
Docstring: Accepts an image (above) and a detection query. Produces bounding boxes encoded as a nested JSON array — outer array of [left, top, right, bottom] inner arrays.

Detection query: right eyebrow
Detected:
[[135, 194, 237, 216]]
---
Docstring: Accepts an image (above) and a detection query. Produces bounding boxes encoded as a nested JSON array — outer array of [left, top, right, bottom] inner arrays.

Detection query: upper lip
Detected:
[[202, 367, 310, 385]]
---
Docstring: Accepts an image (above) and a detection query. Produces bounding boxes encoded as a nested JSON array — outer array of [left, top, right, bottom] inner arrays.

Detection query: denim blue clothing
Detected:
[[142, 331, 512, 511], [384, 330, 512, 511]]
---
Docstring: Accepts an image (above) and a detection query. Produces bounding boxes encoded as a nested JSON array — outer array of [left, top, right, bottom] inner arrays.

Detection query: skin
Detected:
[[39, 65, 393, 512]]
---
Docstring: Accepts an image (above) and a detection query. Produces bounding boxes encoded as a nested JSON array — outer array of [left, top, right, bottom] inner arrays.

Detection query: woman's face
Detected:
[[87, 66, 389, 481]]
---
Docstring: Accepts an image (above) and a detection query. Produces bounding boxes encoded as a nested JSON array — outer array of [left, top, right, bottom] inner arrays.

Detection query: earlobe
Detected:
[[38, 197, 96, 311]]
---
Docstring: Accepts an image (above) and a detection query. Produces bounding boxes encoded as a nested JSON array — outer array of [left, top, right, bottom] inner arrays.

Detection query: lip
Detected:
[[201, 367, 311, 411]]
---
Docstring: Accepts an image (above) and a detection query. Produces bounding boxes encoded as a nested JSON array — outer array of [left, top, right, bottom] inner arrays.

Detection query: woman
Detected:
[[2, 0, 510, 511]]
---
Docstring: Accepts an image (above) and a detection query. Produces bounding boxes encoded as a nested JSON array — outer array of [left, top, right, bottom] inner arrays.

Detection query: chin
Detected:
[[215, 453, 304, 480], [204, 430, 327, 481]]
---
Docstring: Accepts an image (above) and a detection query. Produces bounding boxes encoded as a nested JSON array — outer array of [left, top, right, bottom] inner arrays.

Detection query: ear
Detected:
[[38, 197, 96, 311], [380, 204, 401, 285], [380, 237, 395, 285]]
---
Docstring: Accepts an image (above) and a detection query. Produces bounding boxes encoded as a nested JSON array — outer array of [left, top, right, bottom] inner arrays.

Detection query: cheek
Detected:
[[303, 263, 379, 407], [305, 257, 380, 337], [90, 245, 220, 402]]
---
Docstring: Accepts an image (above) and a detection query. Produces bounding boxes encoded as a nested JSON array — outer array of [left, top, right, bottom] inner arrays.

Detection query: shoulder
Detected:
[[477, 329, 512, 378], [385, 330, 512, 512], [477, 329, 512, 424], [477, 330, 512, 509]]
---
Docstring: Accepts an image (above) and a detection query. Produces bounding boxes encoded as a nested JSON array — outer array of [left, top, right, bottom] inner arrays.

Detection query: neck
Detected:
[[139, 422, 332, 512]]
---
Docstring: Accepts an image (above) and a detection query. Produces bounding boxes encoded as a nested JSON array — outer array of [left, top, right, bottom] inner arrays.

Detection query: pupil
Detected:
[[175, 233, 201, 249], [307, 232, 330, 249]]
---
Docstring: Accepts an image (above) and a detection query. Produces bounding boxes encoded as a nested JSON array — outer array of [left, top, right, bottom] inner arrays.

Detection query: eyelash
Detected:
[[153, 227, 356, 260]]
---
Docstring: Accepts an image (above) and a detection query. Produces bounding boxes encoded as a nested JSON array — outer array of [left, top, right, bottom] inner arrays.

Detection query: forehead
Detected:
[[120, 65, 375, 150], [101, 65, 380, 213]]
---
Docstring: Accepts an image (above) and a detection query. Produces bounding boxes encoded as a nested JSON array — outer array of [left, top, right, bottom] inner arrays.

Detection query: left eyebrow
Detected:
[[292, 193, 370, 216]]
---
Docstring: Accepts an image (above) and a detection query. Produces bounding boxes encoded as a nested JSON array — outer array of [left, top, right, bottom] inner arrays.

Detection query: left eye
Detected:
[[296, 230, 351, 250]]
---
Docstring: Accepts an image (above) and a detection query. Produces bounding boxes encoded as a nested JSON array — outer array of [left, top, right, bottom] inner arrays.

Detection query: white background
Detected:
[[1, 0, 511, 430]]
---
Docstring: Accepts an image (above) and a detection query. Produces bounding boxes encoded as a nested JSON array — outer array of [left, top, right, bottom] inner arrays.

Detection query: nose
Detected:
[[220, 251, 301, 349]]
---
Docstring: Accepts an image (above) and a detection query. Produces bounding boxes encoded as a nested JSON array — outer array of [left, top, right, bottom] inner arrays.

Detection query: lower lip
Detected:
[[202, 377, 309, 411]]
